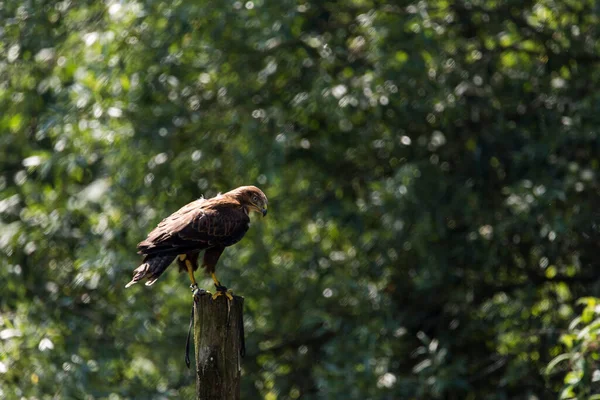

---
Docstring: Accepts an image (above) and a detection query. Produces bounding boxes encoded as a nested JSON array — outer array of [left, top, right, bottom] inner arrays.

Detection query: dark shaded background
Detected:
[[1, 0, 599, 398]]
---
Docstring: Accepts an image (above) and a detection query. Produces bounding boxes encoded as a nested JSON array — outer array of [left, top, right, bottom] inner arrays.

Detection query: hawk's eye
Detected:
[[252, 195, 258, 202]]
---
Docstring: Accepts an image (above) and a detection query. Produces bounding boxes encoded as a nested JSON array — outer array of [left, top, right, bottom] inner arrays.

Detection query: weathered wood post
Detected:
[[193, 293, 245, 400]]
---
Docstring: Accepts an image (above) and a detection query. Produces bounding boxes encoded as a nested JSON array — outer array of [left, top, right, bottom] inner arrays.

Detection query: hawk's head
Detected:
[[228, 186, 268, 217]]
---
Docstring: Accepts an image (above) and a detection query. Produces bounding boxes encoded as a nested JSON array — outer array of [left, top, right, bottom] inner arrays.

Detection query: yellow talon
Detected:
[[210, 271, 233, 300], [212, 289, 234, 301]]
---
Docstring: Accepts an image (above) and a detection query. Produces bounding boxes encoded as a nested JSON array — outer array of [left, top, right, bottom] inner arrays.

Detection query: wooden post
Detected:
[[193, 293, 245, 400]]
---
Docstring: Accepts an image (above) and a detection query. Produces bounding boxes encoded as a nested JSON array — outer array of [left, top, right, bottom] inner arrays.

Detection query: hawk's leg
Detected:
[[211, 272, 234, 301], [180, 255, 205, 299], [211, 272, 222, 287], [202, 247, 232, 301]]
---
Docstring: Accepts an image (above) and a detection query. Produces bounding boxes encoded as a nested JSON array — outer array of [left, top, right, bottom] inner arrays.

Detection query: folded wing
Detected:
[[138, 199, 250, 255]]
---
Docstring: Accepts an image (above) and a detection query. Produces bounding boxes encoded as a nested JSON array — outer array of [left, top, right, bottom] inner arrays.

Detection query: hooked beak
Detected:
[[262, 207, 268, 217]]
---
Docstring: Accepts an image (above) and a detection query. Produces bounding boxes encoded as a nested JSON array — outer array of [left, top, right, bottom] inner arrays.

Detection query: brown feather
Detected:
[[202, 246, 225, 273], [125, 254, 176, 288]]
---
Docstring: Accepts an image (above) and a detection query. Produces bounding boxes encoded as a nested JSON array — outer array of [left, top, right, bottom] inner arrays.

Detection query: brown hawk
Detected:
[[125, 185, 268, 299]]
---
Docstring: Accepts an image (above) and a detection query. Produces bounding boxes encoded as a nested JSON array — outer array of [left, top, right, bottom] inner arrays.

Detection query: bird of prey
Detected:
[[125, 186, 268, 299]]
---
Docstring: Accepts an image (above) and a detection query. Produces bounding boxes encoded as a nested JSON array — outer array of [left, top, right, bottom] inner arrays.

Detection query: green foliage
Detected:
[[0, 0, 599, 399], [547, 298, 600, 399]]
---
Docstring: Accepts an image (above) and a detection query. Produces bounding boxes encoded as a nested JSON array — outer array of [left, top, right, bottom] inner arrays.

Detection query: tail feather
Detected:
[[125, 255, 176, 288]]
